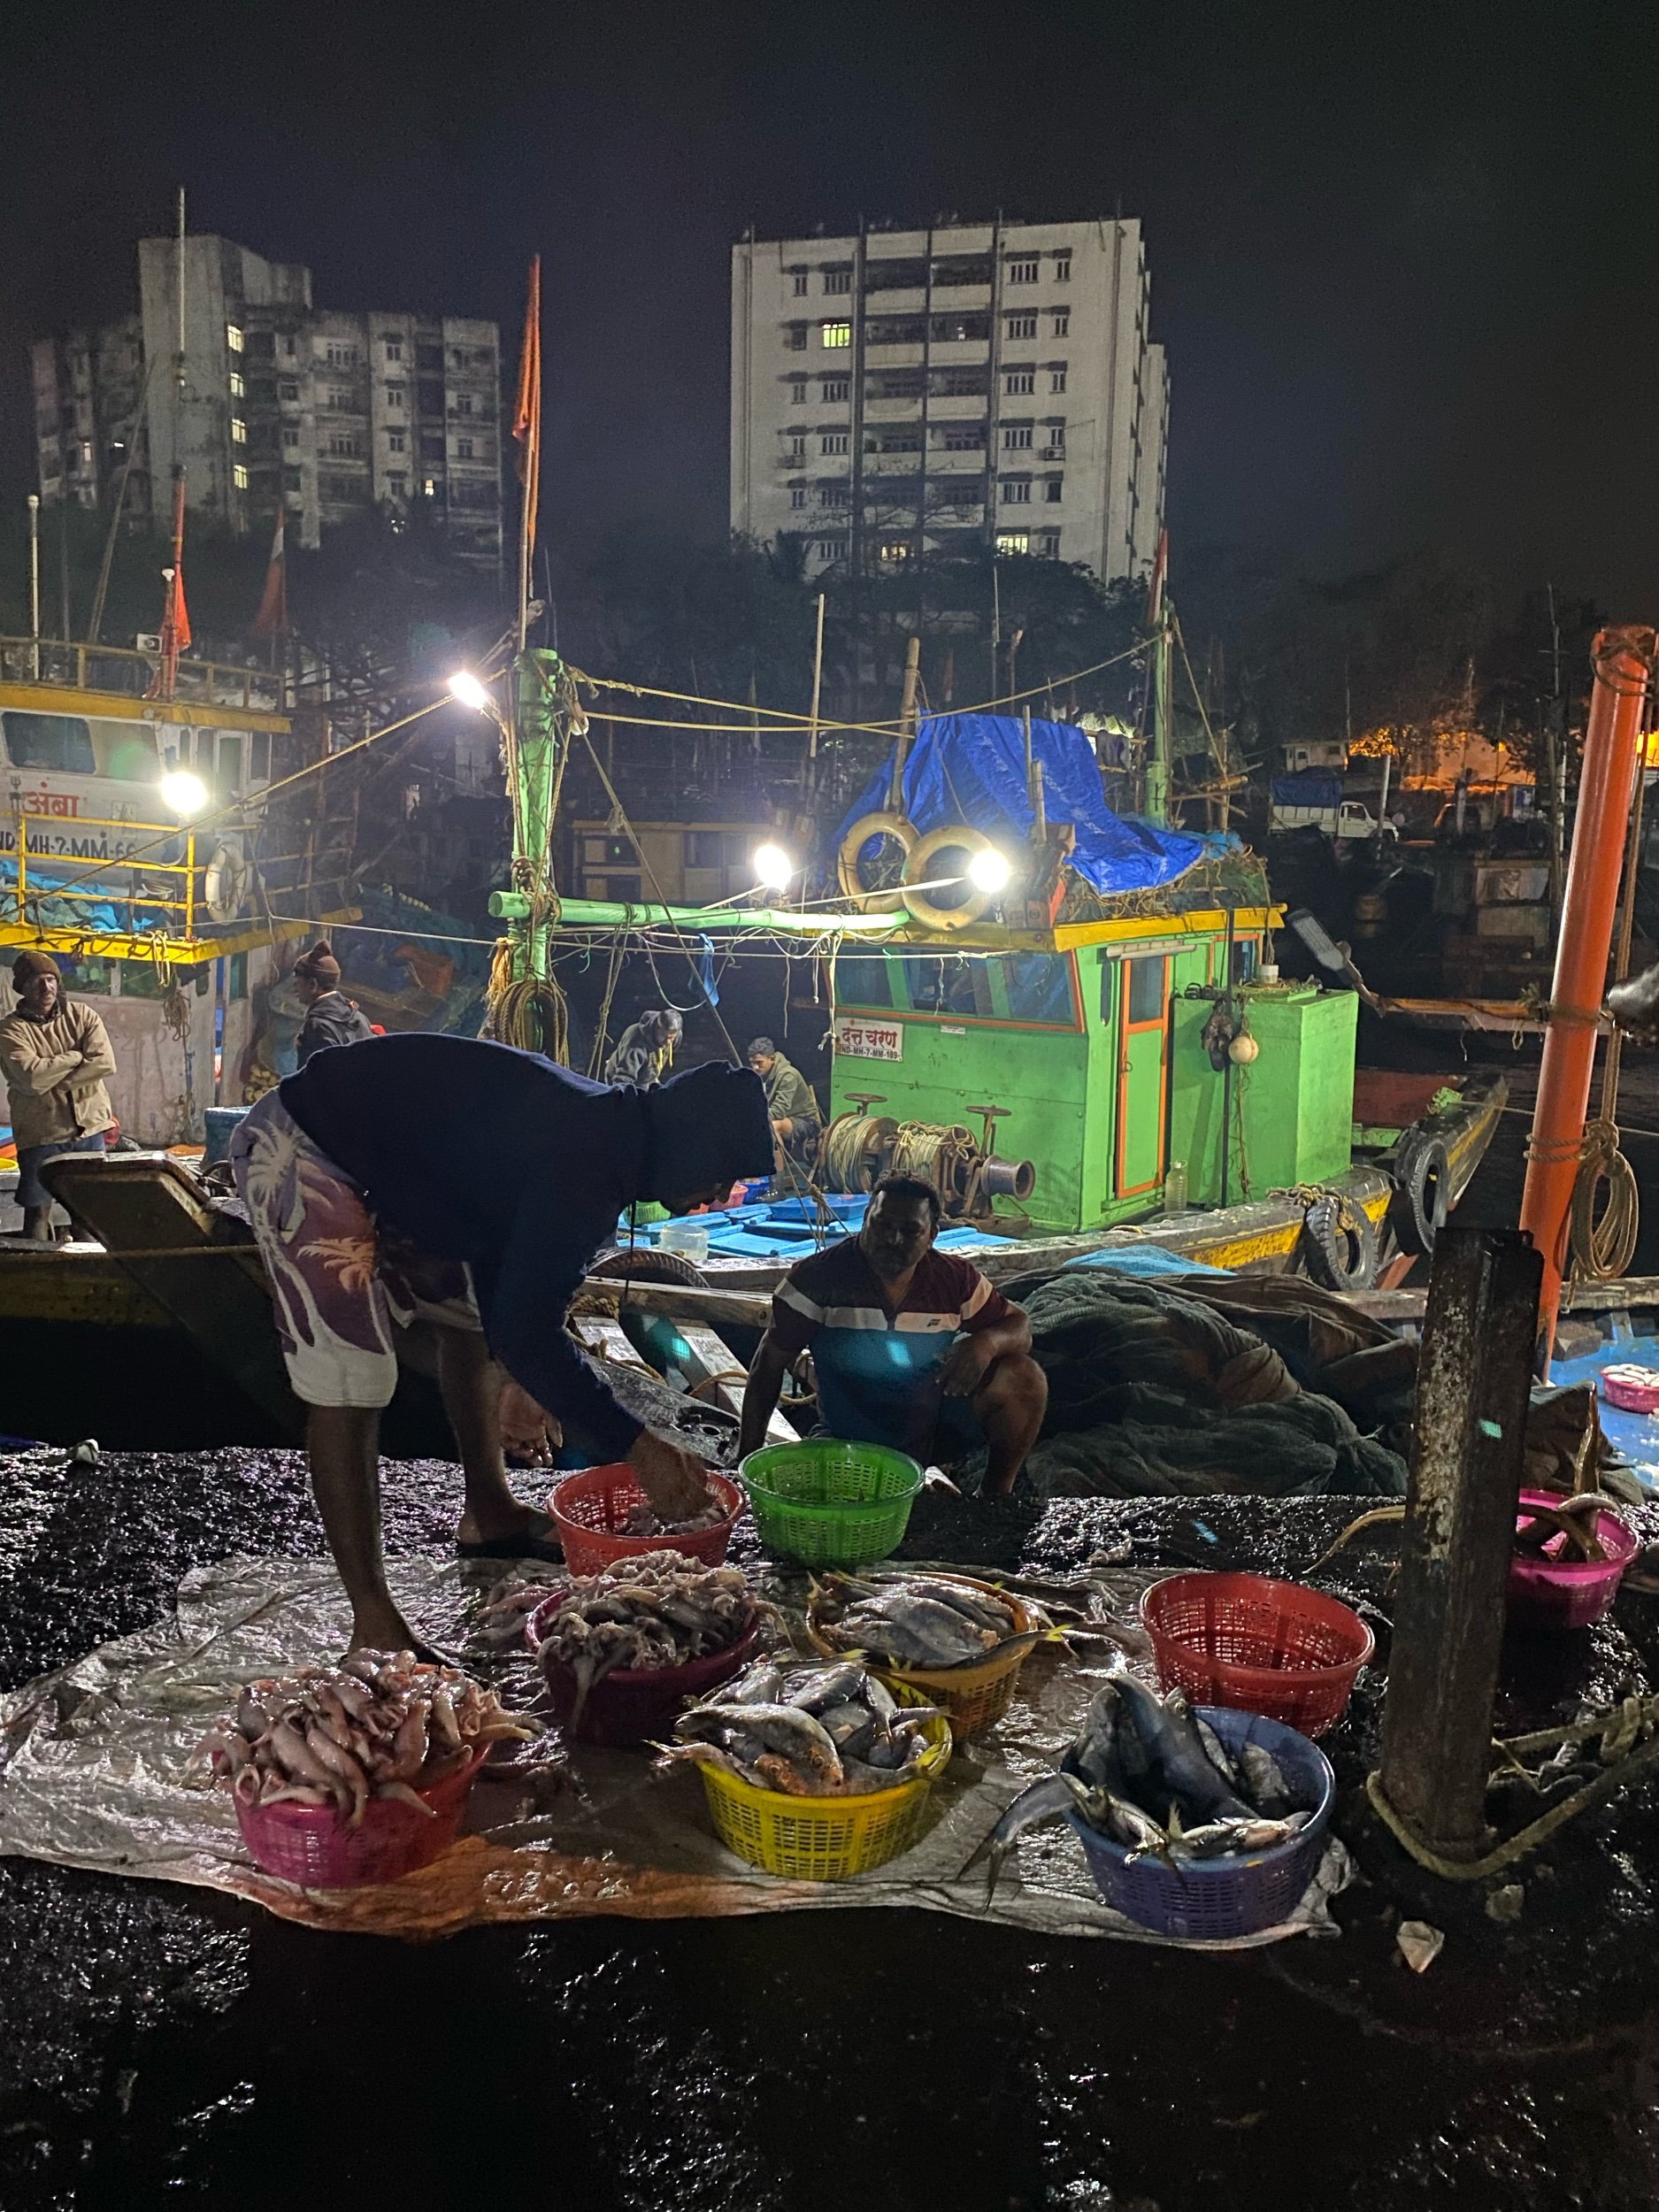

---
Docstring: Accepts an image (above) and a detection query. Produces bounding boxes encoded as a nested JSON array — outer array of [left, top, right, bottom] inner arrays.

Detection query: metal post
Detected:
[[27, 495, 41, 677], [889, 633, 921, 810], [1519, 626, 1655, 1367], [806, 591, 826, 763], [510, 651, 564, 984], [1377, 1225, 1543, 1859]]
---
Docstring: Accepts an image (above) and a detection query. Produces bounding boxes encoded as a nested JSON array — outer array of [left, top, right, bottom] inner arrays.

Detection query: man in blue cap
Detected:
[[232, 1033, 772, 1654]]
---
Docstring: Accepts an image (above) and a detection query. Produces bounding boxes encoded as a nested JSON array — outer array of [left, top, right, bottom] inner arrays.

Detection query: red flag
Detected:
[[512, 257, 541, 583], [147, 470, 191, 700], [167, 565, 192, 654], [251, 510, 287, 638]]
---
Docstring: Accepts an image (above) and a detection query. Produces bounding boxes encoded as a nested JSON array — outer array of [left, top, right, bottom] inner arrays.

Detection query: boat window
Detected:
[[249, 732, 272, 783], [837, 949, 1076, 1026], [216, 733, 244, 793], [2, 711, 96, 776], [1125, 956, 1166, 1026], [103, 730, 160, 783], [836, 956, 895, 1008]]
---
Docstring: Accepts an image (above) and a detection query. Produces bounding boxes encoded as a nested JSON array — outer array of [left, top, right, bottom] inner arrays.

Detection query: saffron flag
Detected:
[[512, 256, 541, 571], [162, 562, 191, 656], [251, 511, 288, 638]]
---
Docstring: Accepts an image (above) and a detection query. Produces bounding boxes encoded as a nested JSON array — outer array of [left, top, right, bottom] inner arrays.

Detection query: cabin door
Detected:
[[1114, 953, 1170, 1199]]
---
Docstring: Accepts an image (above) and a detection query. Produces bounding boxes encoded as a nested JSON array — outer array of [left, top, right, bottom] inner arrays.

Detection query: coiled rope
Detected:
[[819, 1110, 895, 1193], [1571, 1120, 1640, 1281]]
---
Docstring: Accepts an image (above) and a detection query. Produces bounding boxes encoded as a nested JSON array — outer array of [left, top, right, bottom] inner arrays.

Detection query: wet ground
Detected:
[[4, 1445, 1659, 2210]]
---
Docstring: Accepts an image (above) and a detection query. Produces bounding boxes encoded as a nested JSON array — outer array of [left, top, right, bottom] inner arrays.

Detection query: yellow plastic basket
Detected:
[[807, 1576, 1041, 1740], [695, 1685, 952, 1881]]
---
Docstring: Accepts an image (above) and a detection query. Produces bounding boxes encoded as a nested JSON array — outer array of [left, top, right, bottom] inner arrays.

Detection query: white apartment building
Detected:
[[32, 235, 503, 571], [731, 218, 1167, 582]]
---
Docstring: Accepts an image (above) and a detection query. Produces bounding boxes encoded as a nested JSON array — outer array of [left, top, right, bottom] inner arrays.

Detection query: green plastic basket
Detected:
[[740, 1439, 923, 1568]]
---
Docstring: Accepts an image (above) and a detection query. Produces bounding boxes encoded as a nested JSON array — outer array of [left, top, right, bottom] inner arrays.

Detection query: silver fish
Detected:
[[961, 1770, 1107, 1898], [1110, 1662, 1253, 1824], [780, 1663, 869, 1714], [1238, 1742, 1296, 1819], [680, 1701, 843, 1784], [1194, 1715, 1241, 1790]]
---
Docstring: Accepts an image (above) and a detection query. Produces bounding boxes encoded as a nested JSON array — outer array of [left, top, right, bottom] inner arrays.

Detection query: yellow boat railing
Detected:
[[8, 810, 201, 941], [0, 634, 287, 716]]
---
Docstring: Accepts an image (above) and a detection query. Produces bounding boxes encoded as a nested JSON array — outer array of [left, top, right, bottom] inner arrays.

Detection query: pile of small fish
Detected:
[[660, 1656, 939, 1796], [620, 1495, 731, 1538], [536, 1551, 757, 1727], [967, 1659, 1316, 1894], [203, 1652, 536, 1824], [810, 1571, 1044, 1671]]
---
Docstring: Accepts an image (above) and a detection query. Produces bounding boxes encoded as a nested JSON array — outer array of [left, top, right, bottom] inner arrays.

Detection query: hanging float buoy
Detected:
[[836, 810, 918, 910], [900, 825, 1002, 933]]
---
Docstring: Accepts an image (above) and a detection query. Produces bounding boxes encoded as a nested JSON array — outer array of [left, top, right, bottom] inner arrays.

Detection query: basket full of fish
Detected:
[[967, 1660, 1333, 1940], [806, 1570, 1048, 1738], [203, 1652, 537, 1888], [526, 1550, 761, 1747], [658, 1655, 952, 1880], [549, 1463, 745, 1575]]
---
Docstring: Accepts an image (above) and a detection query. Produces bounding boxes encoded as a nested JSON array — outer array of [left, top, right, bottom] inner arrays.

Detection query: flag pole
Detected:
[[512, 257, 541, 654]]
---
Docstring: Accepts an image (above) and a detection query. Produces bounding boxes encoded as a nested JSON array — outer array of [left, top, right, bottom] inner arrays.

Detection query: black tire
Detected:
[[1300, 1195, 1379, 1292], [1389, 1134, 1450, 1257], [587, 1245, 710, 1288]]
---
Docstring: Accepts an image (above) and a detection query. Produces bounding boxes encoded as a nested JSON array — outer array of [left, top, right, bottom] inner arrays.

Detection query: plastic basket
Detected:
[[694, 1684, 951, 1880], [1507, 1488, 1639, 1632], [1601, 1363, 1659, 1414], [1140, 1572, 1373, 1739], [234, 1750, 480, 1887], [549, 1464, 744, 1576], [806, 1574, 1041, 1739], [740, 1440, 922, 1568], [1068, 1705, 1333, 1939], [526, 1595, 758, 1747]]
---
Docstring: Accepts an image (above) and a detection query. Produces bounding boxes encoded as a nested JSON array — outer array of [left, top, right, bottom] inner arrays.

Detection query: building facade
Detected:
[[730, 218, 1167, 582], [31, 235, 503, 571]]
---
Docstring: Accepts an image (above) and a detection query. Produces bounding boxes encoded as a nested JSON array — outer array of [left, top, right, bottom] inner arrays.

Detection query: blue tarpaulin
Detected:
[[1271, 771, 1342, 806], [842, 713, 1202, 896]]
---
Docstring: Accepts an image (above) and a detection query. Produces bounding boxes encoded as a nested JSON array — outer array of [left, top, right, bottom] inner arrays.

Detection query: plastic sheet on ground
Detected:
[[0, 1552, 1351, 1946]]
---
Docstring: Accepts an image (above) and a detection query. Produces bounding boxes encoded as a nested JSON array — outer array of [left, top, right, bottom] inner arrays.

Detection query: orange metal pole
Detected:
[[1518, 625, 1655, 1371]]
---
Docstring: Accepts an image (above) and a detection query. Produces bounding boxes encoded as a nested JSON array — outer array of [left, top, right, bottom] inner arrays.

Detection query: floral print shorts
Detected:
[[231, 1088, 480, 1409]]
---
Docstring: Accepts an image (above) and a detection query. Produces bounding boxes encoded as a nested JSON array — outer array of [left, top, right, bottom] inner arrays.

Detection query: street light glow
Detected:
[[752, 841, 795, 892], [967, 847, 1013, 895], [160, 770, 208, 817], [447, 670, 492, 712]]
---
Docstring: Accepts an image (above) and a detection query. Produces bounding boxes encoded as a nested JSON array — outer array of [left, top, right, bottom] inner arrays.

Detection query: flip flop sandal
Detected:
[[456, 1511, 565, 1566]]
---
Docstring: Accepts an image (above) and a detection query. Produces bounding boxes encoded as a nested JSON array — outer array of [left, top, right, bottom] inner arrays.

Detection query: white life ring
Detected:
[[900, 824, 1000, 933], [836, 810, 918, 910], [204, 842, 255, 924]]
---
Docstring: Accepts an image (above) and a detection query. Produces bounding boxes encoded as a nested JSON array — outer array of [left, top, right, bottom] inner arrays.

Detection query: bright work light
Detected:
[[752, 842, 795, 892], [447, 671, 492, 712], [966, 847, 1013, 895], [160, 770, 208, 817]]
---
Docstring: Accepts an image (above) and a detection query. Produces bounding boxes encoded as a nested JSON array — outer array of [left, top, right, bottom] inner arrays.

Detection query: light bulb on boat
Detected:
[[160, 771, 208, 817], [752, 842, 795, 892], [967, 848, 1013, 895], [447, 671, 493, 713]]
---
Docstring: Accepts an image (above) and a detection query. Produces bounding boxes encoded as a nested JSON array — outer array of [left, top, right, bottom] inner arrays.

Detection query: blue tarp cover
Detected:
[[843, 713, 1202, 896], [1270, 771, 1342, 806]]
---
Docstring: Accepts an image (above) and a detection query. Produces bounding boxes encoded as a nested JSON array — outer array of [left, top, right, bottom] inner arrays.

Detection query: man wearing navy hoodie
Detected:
[[232, 1032, 772, 1654]]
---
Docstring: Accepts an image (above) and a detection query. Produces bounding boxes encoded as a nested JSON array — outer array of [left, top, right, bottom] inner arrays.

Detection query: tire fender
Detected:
[[1300, 1194, 1379, 1292]]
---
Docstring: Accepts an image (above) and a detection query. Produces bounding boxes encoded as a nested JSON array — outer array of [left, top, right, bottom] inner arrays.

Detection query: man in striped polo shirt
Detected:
[[739, 1172, 1048, 1495]]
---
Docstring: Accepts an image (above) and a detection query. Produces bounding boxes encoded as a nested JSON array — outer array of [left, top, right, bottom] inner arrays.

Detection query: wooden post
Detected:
[[1378, 1225, 1542, 1858]]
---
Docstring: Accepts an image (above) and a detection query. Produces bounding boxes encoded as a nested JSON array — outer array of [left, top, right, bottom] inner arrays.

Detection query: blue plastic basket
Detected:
[[1066, 1705, 1333, 1940]]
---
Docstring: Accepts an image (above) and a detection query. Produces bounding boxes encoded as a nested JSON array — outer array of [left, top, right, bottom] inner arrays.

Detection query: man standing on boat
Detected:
[[746, 1035, 822, 1187], [291, 941, 376, 1067], [739, 1171, 1048, 1495], [0, 950, 117, 1242], [232, 1032, 773, 1655], [603, 1005, 682, 1087]]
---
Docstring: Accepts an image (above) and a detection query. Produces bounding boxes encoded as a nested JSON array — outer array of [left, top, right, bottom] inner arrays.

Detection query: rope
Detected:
[[819, 1110, 894, 1193], [1567, 1118, 1640, 1281], [481, 938, 569, 1063], [889, 1120, 979, 1211]]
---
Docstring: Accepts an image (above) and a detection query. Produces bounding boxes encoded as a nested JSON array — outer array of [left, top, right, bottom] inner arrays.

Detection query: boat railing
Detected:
[[0, 636, 286, 717], [4, 809, 206, 942]]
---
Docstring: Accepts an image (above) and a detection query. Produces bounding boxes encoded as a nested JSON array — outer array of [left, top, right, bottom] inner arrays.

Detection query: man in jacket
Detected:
[[0, 951, 117, 1240], [292, 941, 376, 1066], [231, 1033, 773, 1655], [746, 1035, 822, 1185], [603, 1005, 682, 1087]]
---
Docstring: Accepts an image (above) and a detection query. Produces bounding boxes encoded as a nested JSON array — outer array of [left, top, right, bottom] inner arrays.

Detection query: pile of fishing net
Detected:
[[1011, 1272, 1408, 1501]]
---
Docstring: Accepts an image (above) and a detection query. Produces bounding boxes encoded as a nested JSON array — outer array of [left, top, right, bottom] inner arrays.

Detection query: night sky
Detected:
[[4, 1, 1658, 611]]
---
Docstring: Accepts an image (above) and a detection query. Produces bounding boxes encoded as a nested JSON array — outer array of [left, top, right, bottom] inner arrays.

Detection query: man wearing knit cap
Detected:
[[292, 941, 375, 1067], [232, 1032, 773, 1655], [0, 951, 117, 1240]]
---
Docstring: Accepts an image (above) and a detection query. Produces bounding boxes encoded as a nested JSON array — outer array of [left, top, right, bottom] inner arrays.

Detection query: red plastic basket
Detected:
[[1140, 1572, 1373, 1739], [234, 1750, 480, 1887], [1507, 1489, 1639, 1631], [526, 1594, 758, 1747], [549, 1464, 744, 1576]]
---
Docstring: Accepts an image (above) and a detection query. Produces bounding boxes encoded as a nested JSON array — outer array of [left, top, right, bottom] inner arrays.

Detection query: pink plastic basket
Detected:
[[1600, 1363, 1659, 1415], [549, 1464, 744, 1576], [1140, 1572, 1374, 1739], [1507, 1489, 1639, 1631], [526, 1594, 758, 1747], [234, 1750, 480, 1887]]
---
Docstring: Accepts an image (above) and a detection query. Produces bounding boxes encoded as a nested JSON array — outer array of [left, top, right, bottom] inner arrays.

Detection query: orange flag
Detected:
[[251, 511, 287, 638], [512, 257, 541, 572]]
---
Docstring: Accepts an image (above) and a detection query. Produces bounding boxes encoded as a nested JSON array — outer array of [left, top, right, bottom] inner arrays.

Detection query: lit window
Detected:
[[995, 531, 1030, 555], [788, 374, 809, 401], [279, 380, 299, 403], [1052, 309, 1071, 338], [1050, 365, 1068, 394], [1005, 368, 1034, 396], [1007, 257, 1039, 284], [230, 418, 248, 444], [281, 426, 299, 449], [791, 269, 809, 296], [787, 323, 809, 351], [386, 384, 405, 409], [879, 539, 911, 563], [1003, 424, 1033, 450], [1005, 312, 1037, 341], [388, 429, 407, 453], [1045, 477, 1063, 502], [822, 320, 852, 349], [821, 376, 850, 402], [790, 486, 807, 509], [385, 338, 403, 362], [1054, 253, 1071, 283], [229, 370, 244, 398], [456, 437, 473, 459], [823, 266, 852, 295], [1001, 479, 1032, 504], [821, 432, 849, 456], [233, 463, 250, 490], [423, 476, 437, 497], [227, 324, 244, 353]]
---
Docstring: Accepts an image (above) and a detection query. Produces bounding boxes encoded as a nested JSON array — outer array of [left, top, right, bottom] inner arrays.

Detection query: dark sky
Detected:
[[5, 0, 1658, 612]]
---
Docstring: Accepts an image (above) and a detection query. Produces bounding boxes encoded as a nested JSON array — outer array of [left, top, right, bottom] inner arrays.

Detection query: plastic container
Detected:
[[526, 1594, 758, 1747], [806, 1575, 1041, 1740], [549, 1464, 744, 1577], [1140, 1572, 1373, 1740], [657, 1219, 710, 1263], [694, 1683, 951, 1879], [1067, 1705, 1333, 1939], [202, 1104, 250, 1169], [234, 1750, 480, 1887], [1507, 1488, 1639, 1631], [740, 1440, 922, 1568], [1600, 1363, 1659, 1415]]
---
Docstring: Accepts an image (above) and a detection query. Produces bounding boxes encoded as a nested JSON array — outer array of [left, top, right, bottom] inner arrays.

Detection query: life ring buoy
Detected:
[[1389, 1134, 1449, 1257], [1300, 1194, 1379, 1292], [900, 824, 1000, 933], [204, 842, 255, 923], [837, 810, 918, 910]]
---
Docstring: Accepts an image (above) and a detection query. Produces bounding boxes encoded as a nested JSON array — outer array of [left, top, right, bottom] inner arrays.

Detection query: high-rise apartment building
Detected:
[[31, 234, 503, 570], [731, 218, 1166, 582]]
